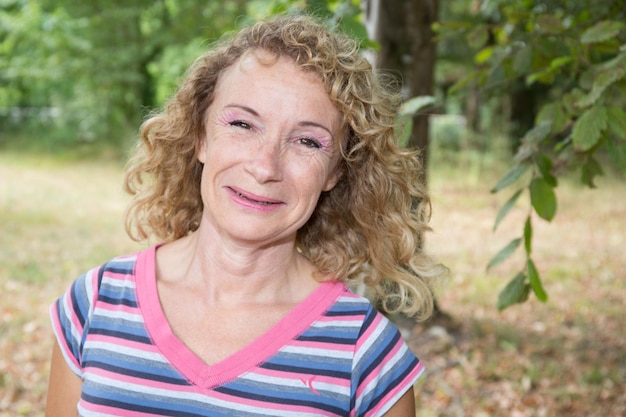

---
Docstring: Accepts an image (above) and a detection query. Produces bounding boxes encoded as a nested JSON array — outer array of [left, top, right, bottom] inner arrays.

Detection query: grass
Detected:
[[0, 152, 143, 416], [412, 152, 626, 417], [0, 149, 624, 416]]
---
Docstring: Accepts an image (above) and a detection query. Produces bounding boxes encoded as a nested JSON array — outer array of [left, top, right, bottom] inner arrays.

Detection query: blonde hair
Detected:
[[124, 14, 445, 320]]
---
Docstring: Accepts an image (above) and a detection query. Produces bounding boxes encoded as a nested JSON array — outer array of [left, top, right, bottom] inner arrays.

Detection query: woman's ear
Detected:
[[322, 163, 344, 192], [196, 135, 207, 164], [323, 129, 348, 192]]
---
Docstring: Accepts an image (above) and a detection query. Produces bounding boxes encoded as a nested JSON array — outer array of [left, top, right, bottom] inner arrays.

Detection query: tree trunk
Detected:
[[509, 81, 545, 152], [365, 0, 439, 176], [364, 0, 448, 325]]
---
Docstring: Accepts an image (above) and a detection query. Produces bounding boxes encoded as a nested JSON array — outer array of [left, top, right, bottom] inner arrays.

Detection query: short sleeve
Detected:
[[350, 306, 424, 417], [49, 266, 101, 378]]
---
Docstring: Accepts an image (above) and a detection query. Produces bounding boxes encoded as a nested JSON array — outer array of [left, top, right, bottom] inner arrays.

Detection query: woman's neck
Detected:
[[156, 226, 318, 306]]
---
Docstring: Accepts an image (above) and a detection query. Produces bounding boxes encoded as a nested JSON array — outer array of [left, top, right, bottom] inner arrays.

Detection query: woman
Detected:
[[46, 15, 445, 417]]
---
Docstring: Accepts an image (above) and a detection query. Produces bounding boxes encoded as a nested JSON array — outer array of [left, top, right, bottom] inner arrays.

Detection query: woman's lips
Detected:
[[228, 187, 283, 206]]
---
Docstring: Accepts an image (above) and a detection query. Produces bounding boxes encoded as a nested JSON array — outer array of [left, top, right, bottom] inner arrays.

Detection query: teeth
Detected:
[[236, 191, 273, 205]]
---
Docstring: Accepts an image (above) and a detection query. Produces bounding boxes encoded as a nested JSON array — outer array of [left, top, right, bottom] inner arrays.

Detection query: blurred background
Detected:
[[1, 0, 625, 416]]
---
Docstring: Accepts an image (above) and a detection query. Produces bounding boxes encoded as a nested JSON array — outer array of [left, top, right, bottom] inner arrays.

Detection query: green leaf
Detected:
[[572, 106, 608, 152], [527, 56, 572, 86], [607, 136, 626, 171], [399, 96, 437, 116], [562, 88, 586, 115], [514, 123, 553, 165], [475, 46, 494, 64], [491, 164, 529, 193], [607, 107, 626, 139], [524, 216, 533, 254], [523, 121, 553, 145], [487, 238, 522, 271], [581, 156, 604, 188], [536, 101, 567, 134], [581, 20, 625, 44], [449, 71, 481, 95], [597, 52, 626, 72], [554, 133, 572, 152], [527, 259, 548, 302], [577, 66, 626, 108], [497, 272, 530, 311], [467, 25, 489, 49], [549, 56, 573, 70], [494, 189, 523, 231], [338, 15, 369, 41], [594, 65, 625, 89], [536, 153, 558, 187], [394, 115, 413, 147], [536, 14, 563, 34], [306, 0, 332, 18], [530, 178, 557, 221], [526, 69, 555, 85], [513, 46, 533, 75]]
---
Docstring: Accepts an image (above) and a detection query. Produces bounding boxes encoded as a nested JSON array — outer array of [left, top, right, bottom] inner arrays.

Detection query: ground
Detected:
[[404, 166, 626, 417], [0, 153, 624, 416]]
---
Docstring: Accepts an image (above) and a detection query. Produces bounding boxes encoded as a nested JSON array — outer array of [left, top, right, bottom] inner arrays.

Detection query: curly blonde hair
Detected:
[[125, 14, 445, 320]]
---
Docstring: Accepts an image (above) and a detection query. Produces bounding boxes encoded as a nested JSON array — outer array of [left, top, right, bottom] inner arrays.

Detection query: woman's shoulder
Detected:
[[73, 245, 156, 291], [323, 283, 392, 327]]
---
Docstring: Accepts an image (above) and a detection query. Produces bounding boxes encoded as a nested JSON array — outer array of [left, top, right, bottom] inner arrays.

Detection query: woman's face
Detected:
[[197, 50, 343, 246]]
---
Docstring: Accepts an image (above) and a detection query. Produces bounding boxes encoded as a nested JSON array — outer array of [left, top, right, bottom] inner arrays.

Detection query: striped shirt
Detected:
[[50, 246, 423, 416]]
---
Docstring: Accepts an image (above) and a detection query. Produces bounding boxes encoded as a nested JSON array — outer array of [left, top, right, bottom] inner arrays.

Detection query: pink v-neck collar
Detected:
[[135, 245, 346, 389]]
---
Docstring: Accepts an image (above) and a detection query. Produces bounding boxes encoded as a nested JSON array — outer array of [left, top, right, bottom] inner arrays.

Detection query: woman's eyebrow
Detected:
[[224, 104, 259, 116], [298, 121, 334, 137], [225, 104, 334, 137]]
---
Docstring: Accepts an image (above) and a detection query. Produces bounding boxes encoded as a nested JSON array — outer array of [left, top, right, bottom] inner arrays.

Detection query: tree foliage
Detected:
[[1, 0, 249, 145], [436, 0, 626, 310], [3, 0, 624, 312], [0, 0, 368, 148]]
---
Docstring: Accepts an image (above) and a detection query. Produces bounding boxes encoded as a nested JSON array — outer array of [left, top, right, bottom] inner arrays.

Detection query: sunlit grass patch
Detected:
[[1, 149, 624, 416]]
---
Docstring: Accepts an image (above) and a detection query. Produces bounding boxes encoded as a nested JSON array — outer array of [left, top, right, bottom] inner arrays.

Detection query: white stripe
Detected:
[[310, 319, 362, 328], [108, 254, 138, 264], [92, 307, 143, 323], [87, 341, 165, 363], [85, 268, 96, 307], [101, 276, 136, 289], [78, 403, 119, 417], [280, 345, 353, 359], [336, 295, 368, 303]]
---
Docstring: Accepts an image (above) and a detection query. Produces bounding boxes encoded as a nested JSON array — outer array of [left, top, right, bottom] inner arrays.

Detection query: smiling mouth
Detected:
[[232, 189, 278, 206]]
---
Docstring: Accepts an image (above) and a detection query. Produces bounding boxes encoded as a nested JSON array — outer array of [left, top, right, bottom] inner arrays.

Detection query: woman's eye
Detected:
[[229, 120, 252, 129], [298, 137, 322, 149]]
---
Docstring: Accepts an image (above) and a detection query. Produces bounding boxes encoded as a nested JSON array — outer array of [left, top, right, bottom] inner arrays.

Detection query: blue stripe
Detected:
[[260, 361, 352, 379], [98, 294, 138, 307], [69, 277, 88, 328], [101, 261, 136, 275], [81, 392, 209, 417], [82, 360, 187, 385], [296, 334, 356, 344], [89, 327, 152, 344], [215, 386, 346, 415]]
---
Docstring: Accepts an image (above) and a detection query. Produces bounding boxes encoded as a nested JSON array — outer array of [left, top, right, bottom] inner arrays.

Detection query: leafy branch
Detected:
[[437, 3, 626, 310]]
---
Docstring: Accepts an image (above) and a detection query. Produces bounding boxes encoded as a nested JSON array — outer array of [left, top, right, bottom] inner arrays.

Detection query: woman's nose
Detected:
[[245, 137, 283, 183]]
